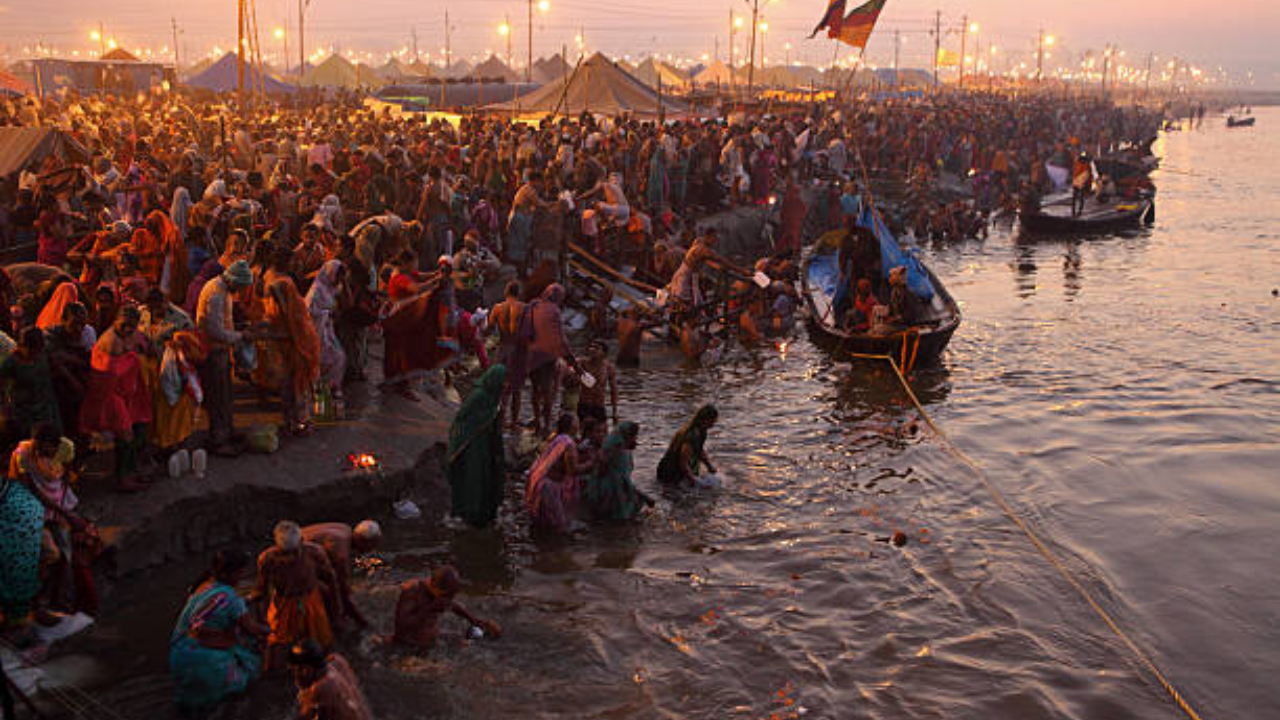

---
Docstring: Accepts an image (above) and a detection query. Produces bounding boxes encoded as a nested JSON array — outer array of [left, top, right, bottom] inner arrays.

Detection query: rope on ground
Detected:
[[845, 351, 1207, 720]]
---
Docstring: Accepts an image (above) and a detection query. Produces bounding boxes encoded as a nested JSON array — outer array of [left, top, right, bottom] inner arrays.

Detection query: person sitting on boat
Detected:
[[1096, 174, 1117, 204], [887, 267, 924, 329], [841, 279, 879, 334], [1071, 153, 1094, 218]]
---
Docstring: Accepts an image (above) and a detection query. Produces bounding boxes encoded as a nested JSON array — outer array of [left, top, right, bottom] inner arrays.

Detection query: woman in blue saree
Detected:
[[0, 474, 43, 642], [169, 550, 267, 712]]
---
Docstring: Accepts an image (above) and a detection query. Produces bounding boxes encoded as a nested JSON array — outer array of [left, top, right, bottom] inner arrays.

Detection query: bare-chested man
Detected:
[[577, 340, 618, 428], [252, 521, 339, 671], [393, 566, 501, 651], [288, 639, 374, 720], [487, 281, 526, 428], [301, 520, 381, 629], [616, 307, 646, 368]]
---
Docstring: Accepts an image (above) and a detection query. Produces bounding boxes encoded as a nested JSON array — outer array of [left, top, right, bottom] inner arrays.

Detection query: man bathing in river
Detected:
[[301, 520, 381, 630], [393, 565, 501, 651], [289, 639, 375, 720], [252, 521, 339, 671], [577, 340, 618, 429]]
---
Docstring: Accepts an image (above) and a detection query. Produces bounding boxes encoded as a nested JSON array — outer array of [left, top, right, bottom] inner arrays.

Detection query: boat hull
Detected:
[[1019, 199, 1153, 234], [800, 238, 960, 368]]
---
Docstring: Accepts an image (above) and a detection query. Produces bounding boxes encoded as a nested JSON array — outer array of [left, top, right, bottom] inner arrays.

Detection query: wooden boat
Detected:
[[1227, 115, 1255, 128], [800, 222, 961, 369], [1019, 197, 1154, 234]]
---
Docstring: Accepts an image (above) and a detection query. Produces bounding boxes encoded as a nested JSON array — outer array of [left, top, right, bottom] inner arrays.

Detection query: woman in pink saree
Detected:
[[525, 413, 582, 533]]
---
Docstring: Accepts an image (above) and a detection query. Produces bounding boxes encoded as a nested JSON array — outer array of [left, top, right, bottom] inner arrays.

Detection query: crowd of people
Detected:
[[0, 86, 1167, 716]]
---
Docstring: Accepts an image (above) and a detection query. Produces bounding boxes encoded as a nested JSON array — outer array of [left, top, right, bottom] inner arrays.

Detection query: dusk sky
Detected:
[[2, 0, 1276, 86]]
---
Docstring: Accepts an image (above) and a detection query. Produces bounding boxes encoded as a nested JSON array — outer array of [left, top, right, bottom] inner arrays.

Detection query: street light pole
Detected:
[[297, 0, 305, 76], [958, 14, 967, 88], [527, 0, 533, 82], [747, 0, 759, 94]]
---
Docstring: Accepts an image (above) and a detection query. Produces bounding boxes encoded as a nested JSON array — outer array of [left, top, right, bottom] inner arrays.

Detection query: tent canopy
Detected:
[[406, 59, 436, 79], [532, 54, 569, 84], [633, 57, 689, 90], [101, 48, 140, 62], [693, 60, 736, 85], [0, 69, 32, 96], [186, 52, 295, 94], [484, 52, 690, 119], [300, 54, 378, 88], [0, 127, 90, 178], [473, 55, 519, 82]]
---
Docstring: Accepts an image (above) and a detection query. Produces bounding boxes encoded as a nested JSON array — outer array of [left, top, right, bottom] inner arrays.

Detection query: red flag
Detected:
[[809, 0, 847, 39]]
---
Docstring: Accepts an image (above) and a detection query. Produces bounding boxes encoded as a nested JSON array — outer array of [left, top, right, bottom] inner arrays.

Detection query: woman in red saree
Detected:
[[80, 306, 154, 492], [264, 277, 321, 434], [380, 252, 453, 401]]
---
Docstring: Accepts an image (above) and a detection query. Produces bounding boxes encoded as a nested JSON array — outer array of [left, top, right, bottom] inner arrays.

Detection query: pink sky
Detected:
[[1, 0, 1275, 86]]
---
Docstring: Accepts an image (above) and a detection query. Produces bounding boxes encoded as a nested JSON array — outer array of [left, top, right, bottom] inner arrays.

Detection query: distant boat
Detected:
[[801, 210, 961, 369], [1227, 115, 1255, 128], [1019, 197, 1154, 234]]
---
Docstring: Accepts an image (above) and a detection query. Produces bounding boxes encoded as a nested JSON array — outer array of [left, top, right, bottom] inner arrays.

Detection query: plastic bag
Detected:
[[245, 423, 279, 454], [160, 346, 184, 406], [233, 340, 257, 372]]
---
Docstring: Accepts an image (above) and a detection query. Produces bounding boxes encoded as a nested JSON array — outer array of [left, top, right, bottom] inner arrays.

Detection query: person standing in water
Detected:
[[657, 405, 719, 486]]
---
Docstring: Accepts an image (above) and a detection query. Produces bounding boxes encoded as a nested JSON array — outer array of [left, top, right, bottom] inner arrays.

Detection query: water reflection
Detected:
[[1012, 241, 1038, 298], [1062, 242, 1082, 301]]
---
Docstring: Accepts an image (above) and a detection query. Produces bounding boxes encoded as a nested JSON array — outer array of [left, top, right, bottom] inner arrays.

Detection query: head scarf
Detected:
[[305, 259, 343, 316], [222, 259, 253, 287], [267, 277, 321, 396], [170, 187, 193, 237], [36, 281, 79, 331]]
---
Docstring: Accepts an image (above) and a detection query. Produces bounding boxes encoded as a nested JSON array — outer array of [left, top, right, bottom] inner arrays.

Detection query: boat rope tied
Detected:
[[841, 351, 1208, 720]]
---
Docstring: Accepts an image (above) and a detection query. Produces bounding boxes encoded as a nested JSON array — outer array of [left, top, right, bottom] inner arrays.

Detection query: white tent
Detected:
[[532, 53, 570, 84], [484, 52, 690, 118], [632, 57, 689, 91], [473, 55, 519, 82], [693, 60, 736, 86], [300, 54, 362, 88]]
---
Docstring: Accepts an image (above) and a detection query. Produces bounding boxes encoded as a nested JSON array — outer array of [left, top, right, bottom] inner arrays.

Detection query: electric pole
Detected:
[[1101, 43, 1111, 97], [238, 0, 246, 105], [526, 0, 533, 82], [1036, 28, 1044, 84], [171, 17, 180, 71], [958, 14, 967, 88], [893, 29, 900, 86], [98, 21, 106, 56], [747, 0, 759, 94], [297, 0, 305, 76], [505, 13, 512, 72], [729, 9, 736, 91], [412, 26, 418, 61], [445, 10, 452, 69], [932, 10, 941, 88]]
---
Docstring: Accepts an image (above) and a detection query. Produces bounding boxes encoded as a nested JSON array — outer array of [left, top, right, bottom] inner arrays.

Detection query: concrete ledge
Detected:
[[88, 387, 454, 575]]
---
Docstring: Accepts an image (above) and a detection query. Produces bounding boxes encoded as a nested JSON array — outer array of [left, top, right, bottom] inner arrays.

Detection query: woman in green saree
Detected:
[[585, 421, 651, 521], [656, 405, 719, 486], [448, 365, 508, 528]]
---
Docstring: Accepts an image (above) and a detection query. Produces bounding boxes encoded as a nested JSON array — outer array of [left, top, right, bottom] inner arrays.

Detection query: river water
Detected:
[[77, 108, 1279, 720]]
